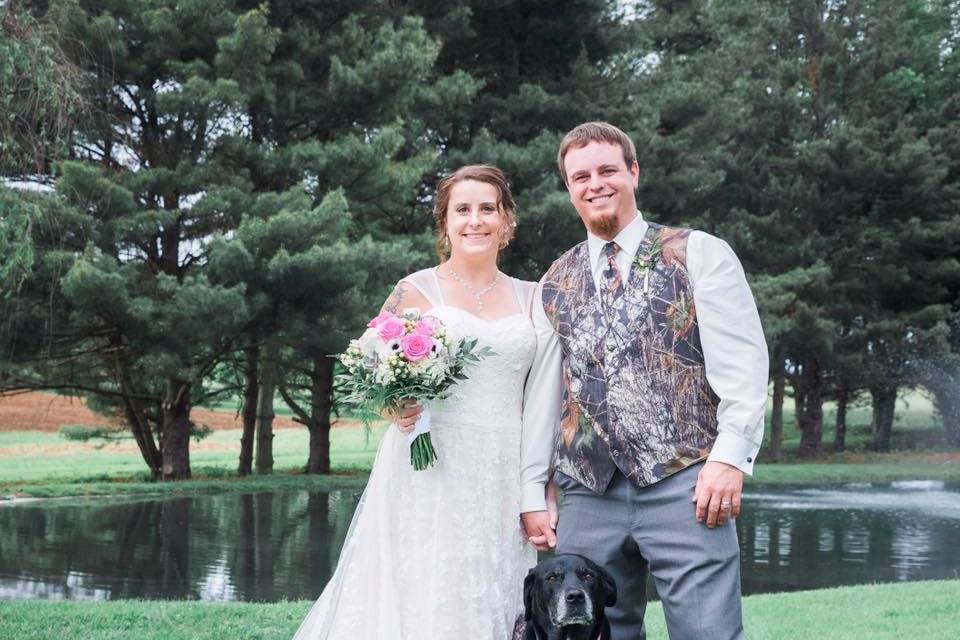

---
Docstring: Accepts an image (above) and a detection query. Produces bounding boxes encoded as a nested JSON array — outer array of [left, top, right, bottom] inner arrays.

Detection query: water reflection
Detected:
[[1, 482, 958, 601], [0, 488, 363, 601], [737, 481, 960, 594]]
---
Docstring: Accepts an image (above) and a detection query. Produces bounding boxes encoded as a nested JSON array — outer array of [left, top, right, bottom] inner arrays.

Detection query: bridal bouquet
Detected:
[[337, 309, 493, 470]]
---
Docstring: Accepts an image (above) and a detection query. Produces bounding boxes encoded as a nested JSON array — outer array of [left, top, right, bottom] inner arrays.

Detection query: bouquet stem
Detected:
[[410, 432, 438, 470]]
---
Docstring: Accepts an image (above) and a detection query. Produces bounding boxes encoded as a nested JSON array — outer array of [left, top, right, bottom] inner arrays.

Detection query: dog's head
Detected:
[[523, 553, 617, 633]]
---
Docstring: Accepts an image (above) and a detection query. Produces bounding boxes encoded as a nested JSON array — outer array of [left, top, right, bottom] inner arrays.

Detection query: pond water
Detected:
[[1, 481, 958, 601]]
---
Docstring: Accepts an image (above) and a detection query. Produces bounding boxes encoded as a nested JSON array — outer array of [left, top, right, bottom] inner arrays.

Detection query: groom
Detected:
[[520, 122, 768, 639]]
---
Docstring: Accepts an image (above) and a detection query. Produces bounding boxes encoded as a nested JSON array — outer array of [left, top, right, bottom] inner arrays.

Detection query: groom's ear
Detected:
[[523, 568, 537, 620]]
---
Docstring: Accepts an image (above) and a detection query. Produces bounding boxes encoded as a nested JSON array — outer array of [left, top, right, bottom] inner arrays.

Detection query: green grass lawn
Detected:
[[2, 423, 958, 500], [3, 425, 960, 500], [0, 580, 957, 639], [0, 424, 388, 483], [2, 388, 957, 499]]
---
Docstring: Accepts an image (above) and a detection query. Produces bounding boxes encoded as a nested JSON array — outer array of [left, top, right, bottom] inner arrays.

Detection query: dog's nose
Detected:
[[565, 590, 586, 604]]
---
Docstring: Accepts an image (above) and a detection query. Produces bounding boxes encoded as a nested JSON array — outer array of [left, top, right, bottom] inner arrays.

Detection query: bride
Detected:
[[292, 165, 540, 639]]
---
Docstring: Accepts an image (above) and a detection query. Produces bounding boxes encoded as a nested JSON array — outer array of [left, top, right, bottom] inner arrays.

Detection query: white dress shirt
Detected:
[[520, 212, 769, 512]]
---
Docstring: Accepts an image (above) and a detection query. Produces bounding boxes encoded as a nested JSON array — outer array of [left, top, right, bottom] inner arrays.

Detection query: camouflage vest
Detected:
[[541, 222, 720, 493]]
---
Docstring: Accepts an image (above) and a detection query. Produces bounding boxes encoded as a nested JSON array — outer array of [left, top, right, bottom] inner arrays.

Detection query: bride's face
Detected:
[[445, 179, 504, 259]]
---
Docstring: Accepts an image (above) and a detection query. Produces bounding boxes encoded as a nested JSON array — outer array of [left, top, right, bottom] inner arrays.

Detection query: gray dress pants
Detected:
[[554, 462, 745, 640]]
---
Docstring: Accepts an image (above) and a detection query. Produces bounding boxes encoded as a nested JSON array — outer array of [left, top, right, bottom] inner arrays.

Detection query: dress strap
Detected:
[[509, 277, 524, 313], [399, 268, 443, 310], [512, 278, 537, 317]]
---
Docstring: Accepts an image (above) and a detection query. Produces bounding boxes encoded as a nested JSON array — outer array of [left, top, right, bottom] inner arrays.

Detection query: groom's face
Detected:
[[563, 141, 639, 240]]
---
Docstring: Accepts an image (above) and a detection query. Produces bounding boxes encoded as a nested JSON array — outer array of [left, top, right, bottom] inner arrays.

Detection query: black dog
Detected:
[[513, 553, 617, 640]]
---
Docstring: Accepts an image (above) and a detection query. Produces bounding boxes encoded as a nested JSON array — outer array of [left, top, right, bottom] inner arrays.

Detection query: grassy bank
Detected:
[[0, 580, 957, 639], [3, 453, 959, 501], [2, 433, 958, 501], [0, 425, 388, 483], [1, 386, 957, 500], [0, 471, 370, 500], [747, 453, 960, 485]]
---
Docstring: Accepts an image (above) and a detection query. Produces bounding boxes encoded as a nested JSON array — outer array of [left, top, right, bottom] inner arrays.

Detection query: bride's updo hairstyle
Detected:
[[433, 164, 517, 260]]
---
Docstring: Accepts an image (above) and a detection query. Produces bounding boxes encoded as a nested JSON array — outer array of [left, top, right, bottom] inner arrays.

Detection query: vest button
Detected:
[[612, 449, 620, 457], [606, 341, 616, 352]]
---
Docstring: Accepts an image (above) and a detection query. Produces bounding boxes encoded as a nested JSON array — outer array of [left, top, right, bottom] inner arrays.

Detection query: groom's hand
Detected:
[[521, 511, 557, 551], [693, 461, 744, 528]]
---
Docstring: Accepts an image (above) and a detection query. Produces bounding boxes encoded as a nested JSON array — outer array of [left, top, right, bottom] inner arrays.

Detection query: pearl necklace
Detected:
[[447, 267, 501, 311]]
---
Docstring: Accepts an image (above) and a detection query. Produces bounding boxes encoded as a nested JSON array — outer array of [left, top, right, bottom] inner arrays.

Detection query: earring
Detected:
[[444, 236, 450, 249]]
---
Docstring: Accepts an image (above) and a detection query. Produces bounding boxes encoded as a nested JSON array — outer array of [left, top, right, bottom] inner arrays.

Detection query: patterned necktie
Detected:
[[600, 241, 623, 322]]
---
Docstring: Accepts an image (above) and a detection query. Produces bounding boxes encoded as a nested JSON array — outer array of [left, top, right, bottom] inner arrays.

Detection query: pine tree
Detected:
[[3, 0, 262, 479], [628, 0, 960, 456], [205, 2, 444, 474]]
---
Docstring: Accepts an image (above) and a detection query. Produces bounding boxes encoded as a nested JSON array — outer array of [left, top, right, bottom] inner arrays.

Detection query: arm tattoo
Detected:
[[382, 284, 406, 314]]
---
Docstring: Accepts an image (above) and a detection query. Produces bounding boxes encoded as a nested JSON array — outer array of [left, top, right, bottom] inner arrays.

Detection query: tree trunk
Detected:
[[114, 341, 162, 477], [833, 385, 848, 453], [770, 344, 785, 462], [238, 335, 259, 476], [255, 338, 278, 474], [794, 381, 807, 433], [925, 371, 960, 447], [160, 378, 192, 480], [122, 395, 162, 478], [306, 355, 334, 474], [871, 385, 897, 452], [798, 359, 823, 458], [937, 391, 960, 447]]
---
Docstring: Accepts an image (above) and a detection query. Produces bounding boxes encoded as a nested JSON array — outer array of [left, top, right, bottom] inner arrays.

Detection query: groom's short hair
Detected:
[[557, 122, 637, 185]]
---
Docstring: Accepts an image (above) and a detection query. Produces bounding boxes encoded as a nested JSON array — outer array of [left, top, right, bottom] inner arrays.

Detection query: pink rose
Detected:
[[421, 315, 444, 333], [413, 320, 435, 337], [367, 311, 395, 328], [401, 333, 432, 362], [377, 316, 406, 341]]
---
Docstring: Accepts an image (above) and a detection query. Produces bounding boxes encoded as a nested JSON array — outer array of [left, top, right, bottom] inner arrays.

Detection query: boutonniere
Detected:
[[633, 239, 662, 295]]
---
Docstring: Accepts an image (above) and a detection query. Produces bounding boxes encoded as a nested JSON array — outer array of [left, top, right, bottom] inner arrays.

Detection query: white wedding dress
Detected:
[[293, 268, 538, 640]]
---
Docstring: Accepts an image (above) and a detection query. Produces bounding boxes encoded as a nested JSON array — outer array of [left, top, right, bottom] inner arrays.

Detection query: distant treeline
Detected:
[[1, 0, 957, 478]]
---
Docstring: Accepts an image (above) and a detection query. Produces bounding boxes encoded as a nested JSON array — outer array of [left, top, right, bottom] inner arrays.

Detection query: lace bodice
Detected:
[[426, 306, 535, 428], [401, 269, 537, 430]]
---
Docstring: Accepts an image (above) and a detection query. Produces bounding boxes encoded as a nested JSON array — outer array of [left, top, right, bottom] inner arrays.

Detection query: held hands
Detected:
[[521, 480, 559, 551], [693, 460, 744, 528], [385, 399, 423, 435]]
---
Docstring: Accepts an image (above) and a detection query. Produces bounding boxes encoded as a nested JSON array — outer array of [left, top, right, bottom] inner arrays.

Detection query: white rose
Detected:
[[358, 328, 380, 356]]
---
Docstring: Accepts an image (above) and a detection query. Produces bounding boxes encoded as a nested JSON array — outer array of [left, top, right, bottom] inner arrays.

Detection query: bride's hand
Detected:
[[385, 399, 423, 435]]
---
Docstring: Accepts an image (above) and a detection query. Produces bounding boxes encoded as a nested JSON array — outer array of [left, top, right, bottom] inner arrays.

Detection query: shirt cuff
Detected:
[[707, 431, 760, 476], [521, 481, 548, 513]]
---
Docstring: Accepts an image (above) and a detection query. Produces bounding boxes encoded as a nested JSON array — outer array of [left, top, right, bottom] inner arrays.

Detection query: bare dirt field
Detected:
[[0, 391, 301, 432]]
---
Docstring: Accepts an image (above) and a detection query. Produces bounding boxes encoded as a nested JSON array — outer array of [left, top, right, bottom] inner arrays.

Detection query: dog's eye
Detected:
[[582, 572, 595, 581], [546, 574, 559, 582]]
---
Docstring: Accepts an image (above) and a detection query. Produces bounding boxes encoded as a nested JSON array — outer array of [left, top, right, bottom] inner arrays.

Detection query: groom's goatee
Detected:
[[588, 213, 619, 238]]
